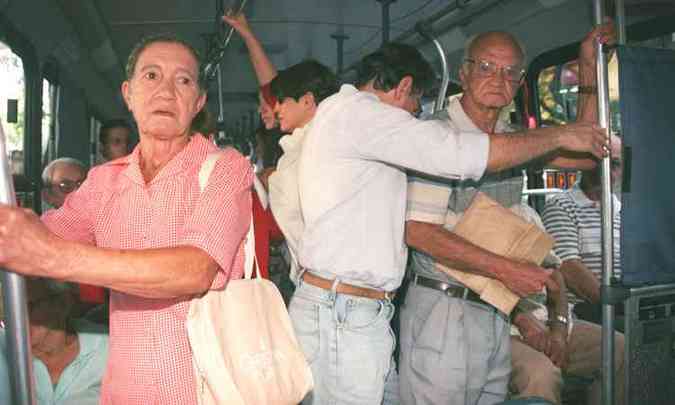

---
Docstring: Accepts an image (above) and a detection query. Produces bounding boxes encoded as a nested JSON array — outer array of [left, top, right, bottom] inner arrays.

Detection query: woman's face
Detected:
[[122, 41, 206, 141], [258, 93, 277, 130]]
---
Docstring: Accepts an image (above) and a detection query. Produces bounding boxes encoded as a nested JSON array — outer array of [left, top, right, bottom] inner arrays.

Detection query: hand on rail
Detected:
[[556, 122, 609, 160], [579, 18, 617, 70], [222, 12, 254, 41], [0, 205, 60, 278]]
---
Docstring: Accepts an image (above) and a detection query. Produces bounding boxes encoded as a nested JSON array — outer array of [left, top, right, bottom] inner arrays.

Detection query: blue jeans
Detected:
[[289, 281, 399, 405], [399, 283, 511, 405]]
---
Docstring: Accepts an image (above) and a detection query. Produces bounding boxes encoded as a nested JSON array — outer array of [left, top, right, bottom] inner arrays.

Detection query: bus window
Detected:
[[0, 40, 26, 175], [42, 78, 58, 164]]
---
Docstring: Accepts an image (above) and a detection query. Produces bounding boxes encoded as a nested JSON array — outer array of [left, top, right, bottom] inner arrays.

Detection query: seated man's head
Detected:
[[355, 43, 435, 115], [270, 60, 339, 133], [459, 31, 526, 111], [582, 135, 623, 195], [41, 158, 88, 209], [99, 119, 133, 161], [26, 278, 76, 351]]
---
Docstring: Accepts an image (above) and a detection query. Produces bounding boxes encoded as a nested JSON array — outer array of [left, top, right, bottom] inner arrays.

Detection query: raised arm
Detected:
[[223, 13, 277, 86], [544, 21, 616, 170]]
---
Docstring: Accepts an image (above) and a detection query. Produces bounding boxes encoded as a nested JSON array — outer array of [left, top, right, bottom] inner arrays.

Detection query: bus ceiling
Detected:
[[0, 0, 673, 121]]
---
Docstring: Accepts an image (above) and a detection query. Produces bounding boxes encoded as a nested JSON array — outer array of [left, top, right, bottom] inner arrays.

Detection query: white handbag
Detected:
[[186, 151, 313, 405]]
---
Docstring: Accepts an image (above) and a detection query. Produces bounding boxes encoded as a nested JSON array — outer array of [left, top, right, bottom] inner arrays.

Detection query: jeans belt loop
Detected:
[[329, 277, 340, 300], [297, 267, 307, 287]]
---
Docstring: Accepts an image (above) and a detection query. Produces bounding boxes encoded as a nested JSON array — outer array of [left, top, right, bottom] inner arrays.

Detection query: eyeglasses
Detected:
[[50, 179, 84, 194], [465, 58, 526, 83]]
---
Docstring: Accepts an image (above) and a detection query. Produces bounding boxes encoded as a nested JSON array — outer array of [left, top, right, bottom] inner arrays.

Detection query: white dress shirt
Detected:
[[268, 124, 310, 280], [297, 84, 490, 291]]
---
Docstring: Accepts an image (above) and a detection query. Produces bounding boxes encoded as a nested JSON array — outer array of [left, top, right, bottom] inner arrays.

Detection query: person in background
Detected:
[[41, 158, 105, 310], [223, 12, 278, 129], [0, 277, 109, 405], [41, 157, 88, 210], [99, 119, 133, 161]]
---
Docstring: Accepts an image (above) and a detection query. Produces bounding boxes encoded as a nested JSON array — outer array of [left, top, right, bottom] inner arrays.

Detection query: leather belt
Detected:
[[414, 275, 483, 304], [301, 271, 396, 301]]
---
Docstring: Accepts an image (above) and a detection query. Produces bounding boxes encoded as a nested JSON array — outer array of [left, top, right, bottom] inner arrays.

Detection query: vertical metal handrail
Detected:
[[0, 121, 36, 405], [615, 0, 626, 46], [592, 1, 616, 405], [415, 24, 450, 114]]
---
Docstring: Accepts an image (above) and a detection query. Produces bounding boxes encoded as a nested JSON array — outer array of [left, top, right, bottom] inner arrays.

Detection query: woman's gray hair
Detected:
[[125, 33, 206, 93]]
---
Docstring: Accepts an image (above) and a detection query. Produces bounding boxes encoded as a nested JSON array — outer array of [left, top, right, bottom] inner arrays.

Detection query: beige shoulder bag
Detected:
[[186, 151, 313, 405]]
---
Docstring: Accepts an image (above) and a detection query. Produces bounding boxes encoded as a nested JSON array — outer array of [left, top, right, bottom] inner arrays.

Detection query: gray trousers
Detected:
[[399, 283, 511, 405]]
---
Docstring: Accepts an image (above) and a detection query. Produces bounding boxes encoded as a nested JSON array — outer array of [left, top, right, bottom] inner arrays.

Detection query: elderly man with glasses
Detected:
[[41, 157, 88, 209], [400, 24, 616, 405]]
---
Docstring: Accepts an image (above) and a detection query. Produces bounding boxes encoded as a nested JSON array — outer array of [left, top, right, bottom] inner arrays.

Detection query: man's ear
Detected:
[[394, 76, 414, 102], [121, 81, 131, 109], [301, 92, 317, 109], [459, 66, 469, 91]]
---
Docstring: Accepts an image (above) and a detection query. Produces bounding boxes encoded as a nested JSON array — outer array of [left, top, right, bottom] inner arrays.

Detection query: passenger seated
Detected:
[[543, 137, 623, 326], [41, 157, 88, 210], [42, 158, 105, 311], [0, 278, 109, 405]]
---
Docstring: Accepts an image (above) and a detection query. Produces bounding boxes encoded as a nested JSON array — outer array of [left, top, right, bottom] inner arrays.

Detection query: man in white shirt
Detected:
[[292, 43, 607, 405]]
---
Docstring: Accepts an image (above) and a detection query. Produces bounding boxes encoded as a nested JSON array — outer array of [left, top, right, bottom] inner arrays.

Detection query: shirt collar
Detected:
[[569, 182, 622, 211], [279, 121, 312, 153], [446, 95, 513, 134], [72, 319, 108, 359], [118, 135, 216, 187]]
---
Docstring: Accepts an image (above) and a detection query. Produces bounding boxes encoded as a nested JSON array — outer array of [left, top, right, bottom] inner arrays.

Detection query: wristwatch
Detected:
[[548, 314, 569, 326]]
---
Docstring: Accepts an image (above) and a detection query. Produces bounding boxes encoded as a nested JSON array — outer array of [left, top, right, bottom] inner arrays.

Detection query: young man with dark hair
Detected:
[[266, 60, 339, 291], [99, 119, 132, 161], [270, 59, 339, 132], [289, 41, 607, 404]]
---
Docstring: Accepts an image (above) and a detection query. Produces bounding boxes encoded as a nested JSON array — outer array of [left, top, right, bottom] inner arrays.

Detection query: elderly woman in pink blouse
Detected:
[[0, 34, 252, 405]]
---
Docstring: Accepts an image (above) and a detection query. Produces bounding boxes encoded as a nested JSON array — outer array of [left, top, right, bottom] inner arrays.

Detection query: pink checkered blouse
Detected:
[[42, 135, 252, 404]]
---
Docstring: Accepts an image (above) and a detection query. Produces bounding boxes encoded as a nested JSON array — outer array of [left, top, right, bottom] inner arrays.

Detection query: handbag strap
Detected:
[[198, 151, 260, 280]]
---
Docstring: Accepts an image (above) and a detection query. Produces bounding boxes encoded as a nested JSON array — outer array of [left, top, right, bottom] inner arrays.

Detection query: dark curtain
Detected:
[[619, 46, 675, 286]]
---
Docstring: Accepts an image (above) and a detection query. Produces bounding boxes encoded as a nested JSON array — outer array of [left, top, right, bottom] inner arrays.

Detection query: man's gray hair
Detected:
[[41, 157, 87, 186], [461, 31, 527, 70]]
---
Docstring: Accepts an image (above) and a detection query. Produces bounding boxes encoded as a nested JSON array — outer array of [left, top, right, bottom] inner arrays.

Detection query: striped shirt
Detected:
[[542, 184, 622, 305]]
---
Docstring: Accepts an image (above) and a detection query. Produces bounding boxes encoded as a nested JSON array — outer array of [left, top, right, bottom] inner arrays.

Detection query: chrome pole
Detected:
[[615, 0, 626, 45], [430, 37, 449, 113], [217, 63, 226, 143], [592, 1, 615, 404], [415, 24, 450, 113], [203, 0, 248, 80], [0, 121, 36, 405]]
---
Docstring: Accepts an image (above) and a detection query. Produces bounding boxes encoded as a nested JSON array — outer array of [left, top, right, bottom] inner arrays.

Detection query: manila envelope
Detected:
[[435, 192, 554, 315]]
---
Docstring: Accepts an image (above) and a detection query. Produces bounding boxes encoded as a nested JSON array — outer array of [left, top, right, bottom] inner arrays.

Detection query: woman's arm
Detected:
[[223, 13, 277, 85]]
